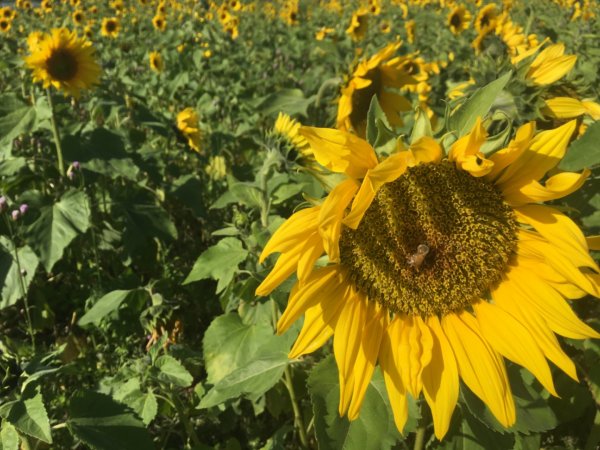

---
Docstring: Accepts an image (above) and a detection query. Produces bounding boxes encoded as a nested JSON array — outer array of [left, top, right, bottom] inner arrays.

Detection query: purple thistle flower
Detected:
[[11, 210, 20, 221], [19, 204, 28, 215], [0, 196, 7, 212]]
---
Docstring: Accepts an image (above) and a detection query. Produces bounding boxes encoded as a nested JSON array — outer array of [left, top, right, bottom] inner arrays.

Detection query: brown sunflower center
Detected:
[[450, 13, 462, 28], [339, 161, 517, 317], [106, 21, 117, 32], [0, 19, 8, 30], [46, 48, 79, 81]]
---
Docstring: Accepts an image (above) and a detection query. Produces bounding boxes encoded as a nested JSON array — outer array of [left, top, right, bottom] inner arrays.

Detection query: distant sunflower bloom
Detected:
[[149, 51, 163, 72], [101, 17, 120, 38], [346, 7, 369, 41], [40, 0, 52, 12], [72, 9, 84, 25], [177, 108, 202, 153], [475, 4, 497, 32], [380, 20, 391, 34], [337, 42, 415, 137], [315, 26, 334, 41], [0, 18, 10, 33], [404, 19, 415, 43], [447, 5, 471, 35], [1, 6, 15, 19], [152, 14, 166, 31], [24, 28, 101, 98], [257, 118, 599, 440]]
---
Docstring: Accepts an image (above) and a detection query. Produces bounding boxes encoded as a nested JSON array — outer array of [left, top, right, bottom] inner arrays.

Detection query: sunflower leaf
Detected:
[[308, 356, 405, 450], [559, 121, 600, 171], [448, 72, 511, 137]]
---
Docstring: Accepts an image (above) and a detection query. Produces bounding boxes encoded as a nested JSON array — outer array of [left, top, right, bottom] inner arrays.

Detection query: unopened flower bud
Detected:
[[0, 196, 7, 212], [19, 204, 28, 215], [72, 161, 81, 170], [11, 210, 20, 221]]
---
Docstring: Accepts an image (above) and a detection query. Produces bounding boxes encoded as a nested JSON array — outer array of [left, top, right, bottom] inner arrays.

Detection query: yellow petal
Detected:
[[508, 267, 600, 339], [544, 97, 588, 119], [277, 266, 342, 333], [256, 251, 301, 297], [496, 120, 576, 189], [449, 117, 487, 161], [457, 153, 494, 177], [474, 300, 557, 396], [442, 311, 516, 428], [347, 304, 387, 420], [529, 55, 577, 85], [492, 271, 579, 380], [409, 136, 443, 164], [259, 207, 320, 263], [299, 127, 378, 178], [343, 151, 410, 229], [487, 122, 536, 183], [319, 179, 359, 262], [380, 317, 409, 433], [398, 315, 433, 398], [502, 169, 590, 206], [422, 316, 459, 440]]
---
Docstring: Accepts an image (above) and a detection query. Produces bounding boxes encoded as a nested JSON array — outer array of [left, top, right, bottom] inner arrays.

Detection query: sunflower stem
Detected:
[[413, 424, 426, 450], [46, 89, 66, 177], [170, 390, 201, 448], [283, 365, 310, 449]]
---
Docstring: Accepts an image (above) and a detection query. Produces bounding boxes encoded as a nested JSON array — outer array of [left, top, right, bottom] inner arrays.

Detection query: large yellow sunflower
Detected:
[[256, 117, 599, 440], [475, 3, 498, 32], [24, 28, 101, 98], [337, 42, 415, 137]]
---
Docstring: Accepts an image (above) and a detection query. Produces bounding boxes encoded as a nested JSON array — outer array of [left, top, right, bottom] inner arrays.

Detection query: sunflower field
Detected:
[[1, 0, 600, 448]]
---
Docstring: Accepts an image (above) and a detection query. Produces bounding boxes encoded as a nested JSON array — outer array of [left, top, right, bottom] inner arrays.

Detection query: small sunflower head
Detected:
[[149, 51, 163, 73], [101, 17, 120, 38]]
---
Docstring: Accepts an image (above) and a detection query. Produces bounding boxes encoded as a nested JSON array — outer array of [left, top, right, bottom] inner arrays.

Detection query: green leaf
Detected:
[[410, 107, 433, 144], [114, 382, 158, 426], [25, 189, 91, 272], [308, 356, 403, 450], [203, 313, 277, 384], [78, 289, 148, 326], [0, 94, 38, 152], [559, 121, 600, 171], [448, 72, 512, 137], [0, 393, 52, 444], [0, 238, 39, 310], [121, 203, 178, 243], [199, 354, 289, 409], [67, 391, 153, 450], [154, 355, 194, 387], [258, 89, 315, 117], [433, 408, 514, 450], [0, 421, 19, 450], [365, 96, 396, 152], [183, 238, 248, 293]]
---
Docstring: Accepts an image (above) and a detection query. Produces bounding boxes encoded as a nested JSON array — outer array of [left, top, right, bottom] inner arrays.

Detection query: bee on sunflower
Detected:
[[256, 106, 599, 440], [24, 28, 101, 98]]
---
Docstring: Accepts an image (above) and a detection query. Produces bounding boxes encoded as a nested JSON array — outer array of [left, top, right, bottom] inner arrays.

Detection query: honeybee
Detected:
[[407, 244, 430, 270]]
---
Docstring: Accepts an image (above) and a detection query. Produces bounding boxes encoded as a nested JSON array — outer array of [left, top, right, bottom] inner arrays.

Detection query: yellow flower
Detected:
[[526, 43, 577, 86], [24, 28, 101, 98], [346, 7, 369, 41], [152, 14, 167, 31], [0, 6, 15, 19], [447, 5, 471, 35], [544, 97, 600, 120], [72, 9, 85, 25], [380, 19, 391, 34], [177, 108, 202, 153], [101, 17, 120, 38], [315, 26, 334, 41], [0, 18, 10, 33], [256, 118, 598, 440], [273, 112, 312, 158], [205, 155, 227, 180], [203, 49, 212, 58], [149, 51, 163, 72], [337, 42, 415, 137], [405, 19, 415, 43], [475, 3, 498, 32]]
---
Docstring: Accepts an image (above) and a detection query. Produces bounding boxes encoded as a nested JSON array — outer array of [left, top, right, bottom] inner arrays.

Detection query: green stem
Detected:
[[46, 89, 65, 177], [283, 366, 309, 449], [170, 391, 201, 448], [413, 425, 426, 450]]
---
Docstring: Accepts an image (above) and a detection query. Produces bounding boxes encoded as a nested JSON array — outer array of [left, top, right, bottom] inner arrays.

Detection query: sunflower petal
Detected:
[[442, 311, 516, 428], [422, 316, 459, 440], [299, 127, 378, 178]]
